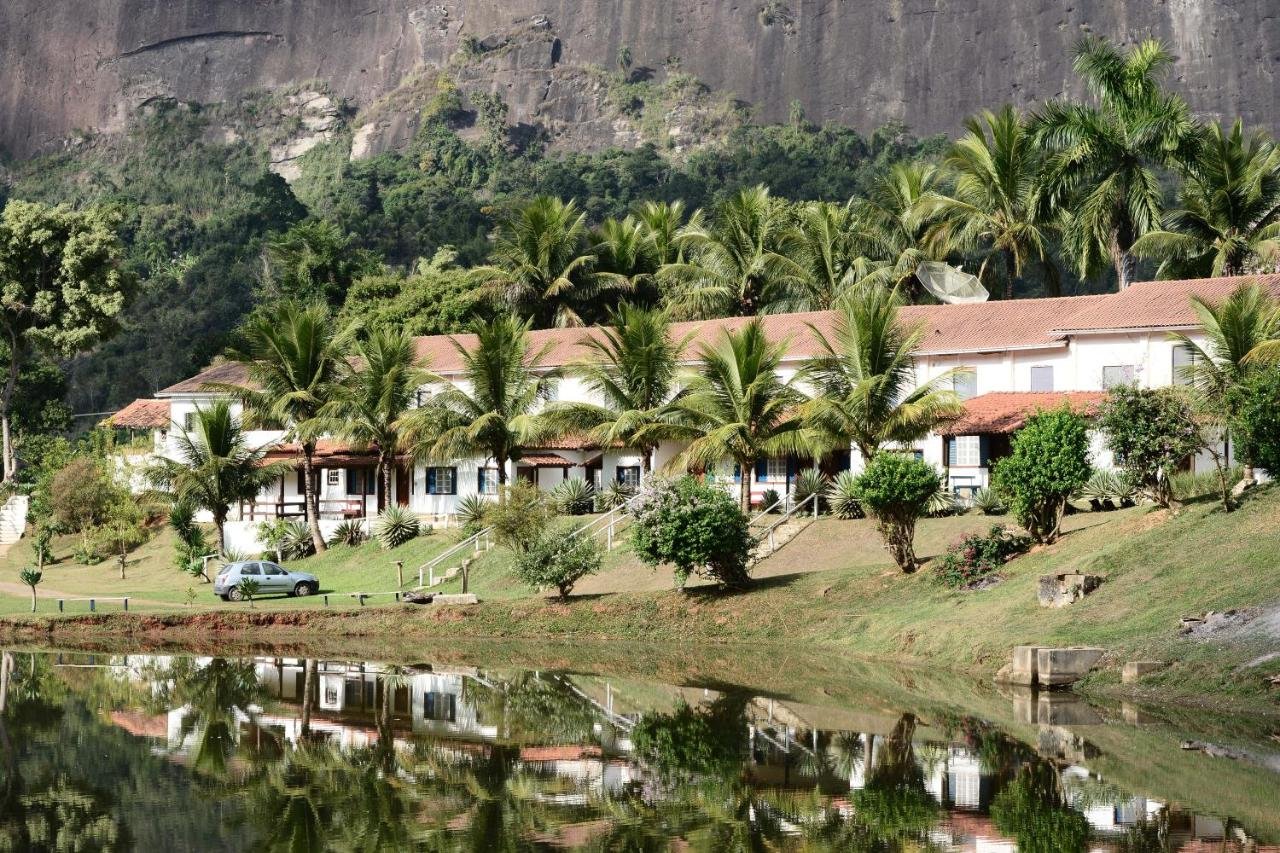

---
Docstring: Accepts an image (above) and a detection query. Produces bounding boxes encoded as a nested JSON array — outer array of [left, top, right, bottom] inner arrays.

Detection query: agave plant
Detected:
[[455, 494, 489, 535], [597, 480, 635, 511], [970, 487, 1005, 516], [925, 483, 960, 517], [1077, 470, 1138, 511], [373, 505, 421, 549], [550, 478, 595, 516], [279, 520, 316, 560], [827, 471, 865, 519], [760, 488, 782, 513], [328, 519, 367, 548], [791, 467, 829, 513]]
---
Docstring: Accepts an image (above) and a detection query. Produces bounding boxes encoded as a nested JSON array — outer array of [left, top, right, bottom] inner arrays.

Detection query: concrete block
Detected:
[[1122, 660, 1166, 684], [1036, 647, 1105, 687], [432, 593, 478, 606], [999, 645, 1041, 686], [1038, 573, 1103, 607], [1036, 692, 1104, 725]]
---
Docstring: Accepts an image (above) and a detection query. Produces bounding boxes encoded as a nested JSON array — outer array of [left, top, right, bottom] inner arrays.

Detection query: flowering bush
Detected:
[[630, 476, 754, 590], [933, 524, 1030, 589]]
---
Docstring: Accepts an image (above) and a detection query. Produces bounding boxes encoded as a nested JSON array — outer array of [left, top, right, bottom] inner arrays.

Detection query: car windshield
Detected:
[[216, 564, 235, 576]]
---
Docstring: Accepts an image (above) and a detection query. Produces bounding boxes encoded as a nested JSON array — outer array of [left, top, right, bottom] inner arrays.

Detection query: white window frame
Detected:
[[1029, 365, 1054, 393], [765, 457, 788, 481], [953, 436, 981, 467], [1102, 365, 1137, 388], [477, 467, 500, 495]]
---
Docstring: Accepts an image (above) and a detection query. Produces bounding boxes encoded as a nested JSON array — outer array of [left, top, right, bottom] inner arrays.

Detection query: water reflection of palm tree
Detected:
[[170, 657, 264, 776], [848, 714, 938, 842]]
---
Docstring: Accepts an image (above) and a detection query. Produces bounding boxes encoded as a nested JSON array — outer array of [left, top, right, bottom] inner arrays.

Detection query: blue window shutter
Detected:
[[732, 463, 740, 481], [426, 468, 436, 495], [947, 437, 958, 465], [477, 469, 484, 493], [979, 436, 991, 465], [755, 459, 768, 482]]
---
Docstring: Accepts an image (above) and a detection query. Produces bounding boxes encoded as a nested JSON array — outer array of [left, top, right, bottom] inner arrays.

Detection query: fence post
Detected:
[[89, 599, 95, 613], [429, 567, 435, 587], [123, 598, 129, 612], [394, 560, 404, 588], [813, 494, 819, 519], [323, 594, 329, 607], [58, 600, 63, 613], [418, 566, 424, 587], [358, 594, 366, 607]]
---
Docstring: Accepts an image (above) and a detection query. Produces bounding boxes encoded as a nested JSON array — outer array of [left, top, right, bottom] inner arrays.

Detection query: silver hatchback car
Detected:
[[214, 561, 320, 601]]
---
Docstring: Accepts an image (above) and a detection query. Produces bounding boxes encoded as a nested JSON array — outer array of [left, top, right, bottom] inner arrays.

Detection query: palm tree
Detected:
[[634, 199, 690, 267], [403, 315, 559, 489], [148, 401, 284, 554], [802, 286, 965, 462], [217, 300, 355, 553], [852, 162, 949, 294], [1132, 121, 1280, 277], [670, 318, 811, 510], [473, 196, 629, 327], [321, 327, 432, 510], [542, 305, 684, 476], [659, 185, 807, 317], [1171, 281, 1280, 483], [791, 200, 867, 309], [926, 106, 1058, 298], [591, 215, 661, 307], [1031, 37, 1202, 289]]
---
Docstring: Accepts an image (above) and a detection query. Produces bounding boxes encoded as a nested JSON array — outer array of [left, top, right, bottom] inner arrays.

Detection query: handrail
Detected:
[[416, 526, 494, 588], [754, 492, 818, 554], [748, 493, 791, 526], [569, 493, 644, 549]]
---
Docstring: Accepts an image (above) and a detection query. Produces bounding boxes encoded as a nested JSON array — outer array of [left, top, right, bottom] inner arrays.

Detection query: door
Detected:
[[395, 464, 410, 507], [261, 563, 291, 593]]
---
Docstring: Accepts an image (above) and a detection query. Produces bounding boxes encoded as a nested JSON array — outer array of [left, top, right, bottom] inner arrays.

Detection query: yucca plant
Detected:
[[550, 478, 596, 515], [791, 467, 830, 513], [1077, 470, 1137, 511], [328, 519, 367, 548], [827, 471, 864, 519], [456, 494, 489, 535], [925, 482, 960, 517], [597, 480, 635, 511], [373, 505, 421, 549], [970, 487, 1005, 516], [760, 488, 782, 513], [279, 520, 316, 560]]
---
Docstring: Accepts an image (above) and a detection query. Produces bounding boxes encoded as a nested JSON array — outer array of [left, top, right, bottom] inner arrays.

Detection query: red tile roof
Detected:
[[261, 439, 384, 467], [517, 453, 574, 467], [942, 391, 1107, 435], [108, 398, 171, 429], [1054, 274, 1280, 332], [157, 360, 251, 396]]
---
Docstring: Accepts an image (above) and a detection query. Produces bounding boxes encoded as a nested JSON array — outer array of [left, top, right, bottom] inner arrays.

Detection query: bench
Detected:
[[57, 597, 129, 613], [334, 591, 404, 607]]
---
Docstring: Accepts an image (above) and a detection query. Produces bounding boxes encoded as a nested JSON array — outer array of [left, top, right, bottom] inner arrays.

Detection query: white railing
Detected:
[[0, 495, 28, 545], [569, 493, 644, 550], [753, 492, 818, 553], [416, 526, 494, 588]]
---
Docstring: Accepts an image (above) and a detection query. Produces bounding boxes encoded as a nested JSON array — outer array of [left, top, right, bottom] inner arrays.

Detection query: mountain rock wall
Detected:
[[1, 0, 1275, 160]]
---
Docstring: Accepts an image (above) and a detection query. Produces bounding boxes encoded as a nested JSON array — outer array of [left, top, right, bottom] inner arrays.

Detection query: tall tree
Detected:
[[262, 219, 381, 306], [802, 285, 965, 461], [670, 318, 811, 510], [321, 327, 431, 509], [148, 401, 283, 556], [1132, 120, 1280, 277], [542, 305, 683, 476], [791, 200, 867, 309], [1170, 282, 1280, 484], [852, 163, 948, 294], [926, 106, 1058, 298], [473, 196, 628, 327], [403, 315, 559, 488], [0, 201, 130, 480], [634, 200, 690, 267], [217, 300, 355, 553], [660, 185, 807, 317], [1031, 37, 1201, 289]]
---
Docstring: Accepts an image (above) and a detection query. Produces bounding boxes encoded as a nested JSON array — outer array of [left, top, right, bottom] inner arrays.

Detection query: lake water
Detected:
[[0, 648, 1277, 851]]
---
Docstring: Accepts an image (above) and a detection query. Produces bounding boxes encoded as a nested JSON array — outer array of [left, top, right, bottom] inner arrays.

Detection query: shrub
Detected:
[[853, 453, 940, 573], [791, 467, 829, 512], [1172, 465, 1242, 501], [512, 525, 604, 599], [826, 471, 865, 519], [933, 524, 1030, 589], [455, 494, 489, 535], [550, 478, 595, 515], [1075, 470, 1137, 511], [328, 519, 367, 547], [1097, 386, 1203, 507], [372, 505, 421, 549], [992, 407, 1092, 544], [597, 479, 635, 511], [630, 476, 755, 590], [924, 482, 960, 517], [1233, 368, 1280, 481], [29, 518, 54, 570], [970, 487, 1005, 516], [631, 696, 748, 782], [760, 488, 782, 513], [258, 518, 315, 560], [50, 457, 118, 538], [487, 481, 553, 553]]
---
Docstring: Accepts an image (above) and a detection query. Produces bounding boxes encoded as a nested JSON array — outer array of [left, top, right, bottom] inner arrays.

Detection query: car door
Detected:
[[238, 562, 263, 593], [262, 562, 291, 593]]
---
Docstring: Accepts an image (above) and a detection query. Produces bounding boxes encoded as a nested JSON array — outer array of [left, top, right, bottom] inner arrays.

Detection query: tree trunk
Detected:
[[0, 335, 21, 483], [301, 444, 326, 553], [29, 587, 36, 613], [739, 459, 752, 512], [300, 658, 316, 737], [640, 446, 653, 477], [1003, 249, 1016, 300], [380, 456, 392, 513], [1109, 230, 1137, 291], [118, 547, 126, 580], [215, 518, 227, 556]]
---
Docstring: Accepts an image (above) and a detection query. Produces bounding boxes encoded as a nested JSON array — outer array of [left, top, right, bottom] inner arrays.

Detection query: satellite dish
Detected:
[[916, 262, 989, 304]]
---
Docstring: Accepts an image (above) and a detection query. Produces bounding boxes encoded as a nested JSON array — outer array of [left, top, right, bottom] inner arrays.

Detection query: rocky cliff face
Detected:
[[1, 0, 1276, 162]]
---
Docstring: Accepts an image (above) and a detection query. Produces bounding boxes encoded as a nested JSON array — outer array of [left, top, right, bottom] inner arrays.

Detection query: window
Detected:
[[477, 467, 500, 495], [1102, 365, 1136, 388], [326, 469, 341, 487], [241, 564, 262, 576], [345, 468, 375, 496], [952, 369, 977, 401], [426, 467, 457, 495], [766, 457, 788, 481], [1172, 344, 1200, 386], [1030, 365, 1054, 392], [424, 691, 457, 722], [950, 436, 981, 467], [616, 466, 641, 488], [183, 412, 196, 432]]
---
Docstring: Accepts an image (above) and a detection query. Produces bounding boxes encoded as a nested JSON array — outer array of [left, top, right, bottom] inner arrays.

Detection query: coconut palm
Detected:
[[1132, 120, 1280, 278], [321, 327, 432, 510], [634, 199, 691, 267], [542, 305, 684, 476], [802, 285, 965, 461], [217, 300, 355, 553], [1031, 37, 1202, 289], [1171, 281, 1280, 482], [659, 185, 807, 317], [852, 162, 949, 294], [926, 106, 1058, 298], [790, 200, 869, 309], [473, 196, 629, 327], [670, 318, 812, 510], [403, 315, 559, 488], [148, 401, 285, 554], [591, 215, 662, 307]]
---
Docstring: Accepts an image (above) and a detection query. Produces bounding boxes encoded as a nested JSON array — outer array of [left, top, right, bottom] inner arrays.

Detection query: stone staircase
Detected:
[[751, 517, 811, 563], [0, 496, 27, 546]]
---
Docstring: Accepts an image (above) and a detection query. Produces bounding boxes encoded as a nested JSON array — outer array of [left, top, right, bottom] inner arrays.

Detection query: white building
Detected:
[[109, 274, 1280, 527]]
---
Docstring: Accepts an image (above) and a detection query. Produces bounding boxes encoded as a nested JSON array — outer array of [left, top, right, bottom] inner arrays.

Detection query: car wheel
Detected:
[[294, 582, 313, 597], [228, 587, 244, 602]]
